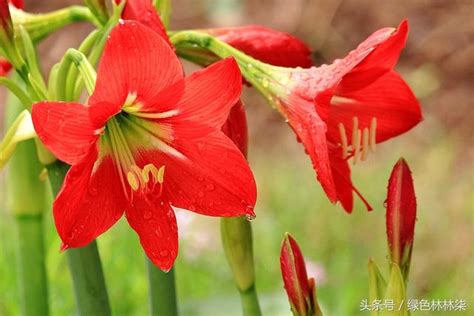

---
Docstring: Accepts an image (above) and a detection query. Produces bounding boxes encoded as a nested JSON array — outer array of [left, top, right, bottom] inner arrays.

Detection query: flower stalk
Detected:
[[46, 161, 111, 316], [5, 88, 49, 316], [146, 261, 178, 316]]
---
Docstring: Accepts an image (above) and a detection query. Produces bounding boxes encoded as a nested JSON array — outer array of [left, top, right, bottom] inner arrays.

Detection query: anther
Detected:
[[370, 117, 377, 152], [361, 128, 369, 161], [127, 171, 140, 191], [157, 166, 165, 184]]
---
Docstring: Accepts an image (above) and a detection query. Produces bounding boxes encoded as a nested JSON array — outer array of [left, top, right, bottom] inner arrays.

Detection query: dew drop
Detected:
[[198, 191, 204, 198], [154, 228, 163, 238], [88, 187, 98, 196], [205, 183, 215, 191], [143, 211, 153, 220]]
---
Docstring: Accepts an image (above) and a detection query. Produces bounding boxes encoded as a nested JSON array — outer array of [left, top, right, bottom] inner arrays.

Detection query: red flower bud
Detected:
[[0, 0, 14, 43], [221, 100, 248, 157], [386, 158, 417, 280], [280, 233, 322, 316]]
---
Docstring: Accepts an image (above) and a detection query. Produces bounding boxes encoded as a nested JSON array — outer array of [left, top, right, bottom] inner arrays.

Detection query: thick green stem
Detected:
[[5, 87, 49, 316], [146, 260, 178, 316], [47, 161, 111, 316], [240, 286, 261, 316], [15, 215, 49, 316]]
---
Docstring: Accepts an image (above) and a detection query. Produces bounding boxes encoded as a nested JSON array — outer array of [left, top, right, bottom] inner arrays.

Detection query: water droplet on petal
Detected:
[[198, 191, 204, 198], [160, 250, 169, 257], [206, 183, 215, 191], [154, 228, 163, 238], [143, 211, 153, 220]]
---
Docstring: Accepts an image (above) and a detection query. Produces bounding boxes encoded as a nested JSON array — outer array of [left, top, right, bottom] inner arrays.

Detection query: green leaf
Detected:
[[368, 259, 387, 316], [381, 264, 408, 316]]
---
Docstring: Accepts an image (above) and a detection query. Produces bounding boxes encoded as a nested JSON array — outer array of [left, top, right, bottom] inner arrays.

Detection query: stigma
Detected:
[[338, 117, 377, 164]]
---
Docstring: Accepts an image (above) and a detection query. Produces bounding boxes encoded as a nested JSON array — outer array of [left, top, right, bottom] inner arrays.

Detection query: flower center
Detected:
[[337, 116, 377, 164], [105, 116, 165, 200]]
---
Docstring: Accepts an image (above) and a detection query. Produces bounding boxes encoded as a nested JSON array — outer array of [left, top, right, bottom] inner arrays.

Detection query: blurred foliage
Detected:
[[0, 0, 473, 315]]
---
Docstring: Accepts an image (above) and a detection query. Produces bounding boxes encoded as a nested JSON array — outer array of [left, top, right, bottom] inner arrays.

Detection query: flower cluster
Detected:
[[0, 1, 426, 314]]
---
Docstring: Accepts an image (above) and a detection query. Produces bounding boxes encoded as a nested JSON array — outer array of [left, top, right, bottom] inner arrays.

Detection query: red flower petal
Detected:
[[209, 25, 312, 68], [149, 58, 242, 129], [285, 96, 337, 203], [221, 100, 248, 157], [136, 126, 256, 217], [352, 20, 408, 74], [116, 0, 171, 47], [32, 101, 99, 165], [88, 21, 183, 127], [9, 0, 23, 9], [280, 233, 310, 314], [125, 196, 178, 272], [54, 149, 126, 248], [327, 70, 422, 144], [386, 158, 416, 266], [329, 146, 372, 212]]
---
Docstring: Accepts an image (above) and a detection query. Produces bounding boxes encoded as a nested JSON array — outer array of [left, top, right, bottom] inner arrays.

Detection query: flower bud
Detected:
[[0, 0, 14, 47], [221, 217, 255, 292], [280, 233, 322, 316], [386, 158, 417, 281]]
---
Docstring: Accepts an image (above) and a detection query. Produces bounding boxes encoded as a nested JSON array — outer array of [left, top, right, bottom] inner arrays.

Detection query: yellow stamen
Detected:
[[127, 171, 140, 191], [157, 166, 165, 184], [361, 128, 369, 161], [353, 129, 361, 165], [370, 117, 377, 152], [338, 123, 349, 159]]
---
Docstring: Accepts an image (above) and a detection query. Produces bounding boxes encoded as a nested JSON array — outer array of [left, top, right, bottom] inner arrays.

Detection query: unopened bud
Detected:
[[386, 158, 417, 282]]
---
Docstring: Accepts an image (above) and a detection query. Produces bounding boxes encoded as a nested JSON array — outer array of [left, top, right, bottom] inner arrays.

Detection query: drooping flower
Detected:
[[280, 233, 323, 316], [32, 21, 256, 271], [386, 158, 416, 281], [207, 25, 313, 68], [258, 20, 421, 212]]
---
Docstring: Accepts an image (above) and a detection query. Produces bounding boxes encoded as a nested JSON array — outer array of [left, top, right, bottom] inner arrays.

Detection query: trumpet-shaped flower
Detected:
[[263, 20, 422, 212], [32, 21, 256, 271]]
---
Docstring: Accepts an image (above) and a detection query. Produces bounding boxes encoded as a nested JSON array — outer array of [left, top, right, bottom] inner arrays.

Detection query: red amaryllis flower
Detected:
[[32, 21, 256, 271], [263, 20, 421, 213], [280, 233, 322, 316], [386, 158, 416, 280], [207, 25, 312, 68]]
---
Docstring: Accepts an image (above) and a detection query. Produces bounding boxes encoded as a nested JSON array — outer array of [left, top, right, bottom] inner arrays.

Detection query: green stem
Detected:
[[47, 161, 111, 316], [5, 86, 49, 316], [0, 77, 33, 108], [146, 260, 178, 316], [240, 286, 261, 316], [15, 215, 49, 316]]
